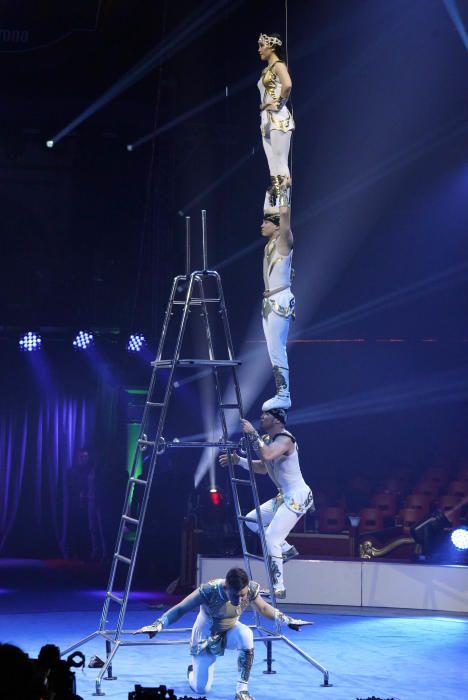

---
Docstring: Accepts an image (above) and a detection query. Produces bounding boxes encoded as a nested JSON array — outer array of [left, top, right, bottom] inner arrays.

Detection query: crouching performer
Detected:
[[134, 567, 312, 700]]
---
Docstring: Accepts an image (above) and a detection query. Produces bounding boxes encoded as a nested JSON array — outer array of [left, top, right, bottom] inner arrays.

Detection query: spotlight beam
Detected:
[[294, 260, 468, 340], [286, 368, 468, 426], [294, 115, 468, 228], [178, 145, 260, 214], [185, 368, 468, 447], [127, 73, 254, 151], [443, 0, 468, 51], [46, 0, 241, 147]]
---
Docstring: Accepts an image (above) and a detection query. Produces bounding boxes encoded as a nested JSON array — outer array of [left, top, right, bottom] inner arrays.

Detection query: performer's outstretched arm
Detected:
[[133, 589, 203, 637], [251, 595, 313, 630]]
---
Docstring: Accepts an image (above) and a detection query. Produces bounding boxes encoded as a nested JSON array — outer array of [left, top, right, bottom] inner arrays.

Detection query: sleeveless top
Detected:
[[263, 432, 314, 515], [257, 60, 295, 137], [262, 235, 295, 320], [263, 235, 293, 292]]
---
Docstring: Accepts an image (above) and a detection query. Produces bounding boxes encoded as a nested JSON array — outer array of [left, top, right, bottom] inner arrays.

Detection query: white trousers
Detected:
[[189, 614, 254, 694], [246, 498, 301, 589], [262, 130, 292, 177], [262, 304, 292, 372]]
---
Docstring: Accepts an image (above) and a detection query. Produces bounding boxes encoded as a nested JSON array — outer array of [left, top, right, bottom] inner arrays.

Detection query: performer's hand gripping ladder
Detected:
[[60, 211, 330, 695]]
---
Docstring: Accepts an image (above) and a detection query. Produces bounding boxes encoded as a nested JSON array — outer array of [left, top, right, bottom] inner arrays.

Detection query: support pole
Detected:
[[185, 216, 191, 277], [263, 639, 277, 674], [201, 209, 208, 271], [104, 640, 117, 681]]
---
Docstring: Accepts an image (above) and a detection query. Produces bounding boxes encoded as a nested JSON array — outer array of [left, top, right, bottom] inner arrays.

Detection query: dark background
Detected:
[[1, 0, 467, 578]]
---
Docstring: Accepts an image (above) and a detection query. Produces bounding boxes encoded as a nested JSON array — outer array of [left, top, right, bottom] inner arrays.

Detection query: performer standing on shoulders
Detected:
[[219, 411, 314, 599], [134, 567, 312, 700], [261, 179, 294, 411], [258, 32, 294, 208]]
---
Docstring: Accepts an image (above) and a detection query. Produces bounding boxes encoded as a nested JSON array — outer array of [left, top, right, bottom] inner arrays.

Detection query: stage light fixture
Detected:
[[450, 527, 468, 551], [46, 140, 54, 148], [411, 510, 451, 557], [73, 331, 94, 350], [19, 331, 42, 352], [209, 486, 222, 506], [127, 333, 146, 352]]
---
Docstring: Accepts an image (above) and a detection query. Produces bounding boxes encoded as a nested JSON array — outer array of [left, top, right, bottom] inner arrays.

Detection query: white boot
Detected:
[[262, 366, 291, 411]]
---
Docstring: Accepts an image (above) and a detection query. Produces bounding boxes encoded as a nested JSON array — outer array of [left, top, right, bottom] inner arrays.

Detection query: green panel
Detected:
[[127, 423, 143, 477]]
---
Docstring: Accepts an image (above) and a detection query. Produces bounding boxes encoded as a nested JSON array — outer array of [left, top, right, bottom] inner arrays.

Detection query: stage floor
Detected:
[[1, 559, 467, 700]]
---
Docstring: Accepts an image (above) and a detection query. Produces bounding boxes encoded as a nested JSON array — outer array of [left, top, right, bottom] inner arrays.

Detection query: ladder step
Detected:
[[152, 359, 241, 368], [238, 515, 259, 524], [231, 478, 252, 486], [108, 593, 124, 605], [245, 553, 265, 561], [146, 401, 164, 408], [166, 440, 238, 449], [130, 477, 147, 486], [115, 554, 132, 565], [172, 298, 221, 305], [220, 403, 240, 409], [138, 438, 155, 447], [122, 515, 139, 526]]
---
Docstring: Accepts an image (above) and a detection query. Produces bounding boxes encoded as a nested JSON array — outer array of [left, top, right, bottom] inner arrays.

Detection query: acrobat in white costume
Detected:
[[257, 32, 294, 208], [261, 190, 294, 411], [239, 411, 315, 598]]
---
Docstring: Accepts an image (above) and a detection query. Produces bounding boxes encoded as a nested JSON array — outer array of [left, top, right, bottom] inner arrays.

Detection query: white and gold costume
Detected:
[[258, 58, 294, 204], [245, 432, 314, 594], [262, 233, 294, 410]]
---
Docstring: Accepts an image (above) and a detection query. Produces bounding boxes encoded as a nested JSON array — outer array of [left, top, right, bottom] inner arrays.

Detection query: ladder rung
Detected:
[[115, 554, 131, 565], [108, 593, 124, 605], [238, 515, 258, 524], [245, 553, 265, 561], [172, 298, 221, 305], [130, 477, 147, 486], [152, 359, 240, 368], [220, 403, 240, 409], [122, 515, 139, 526], [166, 440, 238, 449], [146, 401, 164, 408], [231, 478, 252, 486], [138, 439, 155, 447]]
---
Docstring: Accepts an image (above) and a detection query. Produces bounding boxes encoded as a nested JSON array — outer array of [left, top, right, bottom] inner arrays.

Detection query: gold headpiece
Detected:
[[258, 33, 282, 48]]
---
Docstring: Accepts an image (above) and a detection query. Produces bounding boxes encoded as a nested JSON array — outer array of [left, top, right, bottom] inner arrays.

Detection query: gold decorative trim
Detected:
[[360, 537, 415, 559]]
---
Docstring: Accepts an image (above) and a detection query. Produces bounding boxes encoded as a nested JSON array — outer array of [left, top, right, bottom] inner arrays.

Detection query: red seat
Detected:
[[447, 480, 468, 500], [358, 507, 383, 533], [404, 494, 430, 517], [424, 468, 450, 488], [318, 506, 346, 533], [371, 492, 397, 517], [413, 479, 438, 501], [396, 508, 420, 535]]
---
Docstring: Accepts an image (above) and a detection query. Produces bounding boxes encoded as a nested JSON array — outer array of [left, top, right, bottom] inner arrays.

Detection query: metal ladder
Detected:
[[62, 212, 330, 695]]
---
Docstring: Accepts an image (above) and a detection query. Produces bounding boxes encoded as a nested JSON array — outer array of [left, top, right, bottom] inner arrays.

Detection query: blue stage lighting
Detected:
[[19, 331, 42, 352], [73, 331, 94, 350], [450, 527, 468, 551], [127, 333, 146, 352]]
